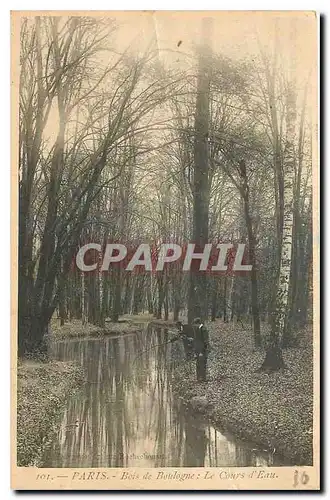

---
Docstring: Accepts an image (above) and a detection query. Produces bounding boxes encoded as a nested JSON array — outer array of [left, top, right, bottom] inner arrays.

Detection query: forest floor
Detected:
[[16, 359, 85, 466], [50, 313, 176, 340], [172, 320, 313, 465]]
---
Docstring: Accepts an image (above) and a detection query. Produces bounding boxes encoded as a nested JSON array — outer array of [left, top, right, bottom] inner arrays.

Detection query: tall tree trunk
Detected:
[[156, 274, 165, 320], [188, 17, 212, 324], [288, 81, 308, 332], [228, 276, 235, 321], [223, 277, 227, 323], [100, 275, 109, 327], [164, 285, 169, 321], [260, 68, 296, 370], [58, 283, 67, 326], [210, 277, 218, 322], [81, 272, 87, 325], [146, 276, 154, 315], [238, 162, 261, 346], [111, 268, 122, 322]]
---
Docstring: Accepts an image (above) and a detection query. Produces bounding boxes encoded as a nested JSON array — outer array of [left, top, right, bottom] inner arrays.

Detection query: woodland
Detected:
[[18, 14, 314, 372]]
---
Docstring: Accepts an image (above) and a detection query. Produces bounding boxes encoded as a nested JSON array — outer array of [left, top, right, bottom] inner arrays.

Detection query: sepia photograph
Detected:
[[11, 10, 319, 490]]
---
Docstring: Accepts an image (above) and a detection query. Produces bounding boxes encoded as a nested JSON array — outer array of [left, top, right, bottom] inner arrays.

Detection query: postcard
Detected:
[[11, 10, 319, 490]]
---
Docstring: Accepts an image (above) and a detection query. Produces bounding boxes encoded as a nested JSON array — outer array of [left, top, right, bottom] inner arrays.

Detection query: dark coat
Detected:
[[193, 324, 209, 354]]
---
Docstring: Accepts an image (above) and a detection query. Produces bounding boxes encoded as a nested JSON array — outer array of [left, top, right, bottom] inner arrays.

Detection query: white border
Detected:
[[1, 4, 324, 499]]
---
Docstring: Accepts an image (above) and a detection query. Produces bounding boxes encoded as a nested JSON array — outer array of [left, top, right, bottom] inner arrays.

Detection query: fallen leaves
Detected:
[[172, 320, 313, 465], [17, 360, 85, 466]]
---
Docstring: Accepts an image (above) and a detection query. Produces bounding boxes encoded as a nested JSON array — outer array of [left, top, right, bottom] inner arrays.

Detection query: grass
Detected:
[[172, 320, 313, 465], [50, 313, 176, 340], [50, 317, 144, 340], [17, 359, 85, 466]]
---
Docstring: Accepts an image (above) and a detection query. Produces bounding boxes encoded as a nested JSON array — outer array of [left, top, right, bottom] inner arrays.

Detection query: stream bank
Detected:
[[172, 321, 313, 465], [48, 313, 171, 341], [41, 325, 281, 467], [50, 318, 145, 340], [17, 360, 85, 466]]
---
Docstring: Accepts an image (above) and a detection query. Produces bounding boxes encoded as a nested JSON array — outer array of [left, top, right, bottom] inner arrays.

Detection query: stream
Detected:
[[42, 325, 286, 468]]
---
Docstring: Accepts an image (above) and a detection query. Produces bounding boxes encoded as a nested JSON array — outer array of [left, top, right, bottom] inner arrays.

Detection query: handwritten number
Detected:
[[293, 470, 309, 487]]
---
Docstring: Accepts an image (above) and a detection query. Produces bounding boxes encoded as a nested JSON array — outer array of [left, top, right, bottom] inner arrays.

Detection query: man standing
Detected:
[[176, 321, 195, 360], [192, 317, 209, 382]]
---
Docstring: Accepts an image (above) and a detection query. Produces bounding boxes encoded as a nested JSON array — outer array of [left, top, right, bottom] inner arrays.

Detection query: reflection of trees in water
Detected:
[[170, 403, 207, 467], [185, 421, 207, 467], [43, 328, 276, 468], [44, 328, 177, 467]]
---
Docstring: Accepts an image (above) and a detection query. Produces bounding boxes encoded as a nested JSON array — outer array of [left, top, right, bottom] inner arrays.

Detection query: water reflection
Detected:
[[42, 326, 284, 468]]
